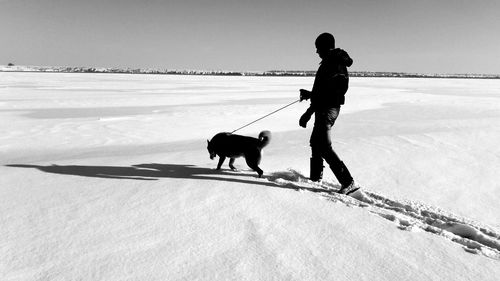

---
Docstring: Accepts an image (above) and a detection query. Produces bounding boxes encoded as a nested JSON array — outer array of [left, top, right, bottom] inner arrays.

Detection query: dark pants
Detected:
[[310, 107, 353, 187]]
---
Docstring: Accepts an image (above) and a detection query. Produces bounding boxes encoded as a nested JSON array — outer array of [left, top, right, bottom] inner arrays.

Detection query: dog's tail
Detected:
[[258, 130, 272, 148]]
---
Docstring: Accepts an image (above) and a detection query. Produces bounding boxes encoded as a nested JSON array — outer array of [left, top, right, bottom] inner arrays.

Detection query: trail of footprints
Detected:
[[268, 170, 500, 260]]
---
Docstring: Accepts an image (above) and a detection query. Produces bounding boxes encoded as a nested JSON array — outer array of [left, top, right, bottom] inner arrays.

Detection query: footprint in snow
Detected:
[[267, 169, 500, 260]]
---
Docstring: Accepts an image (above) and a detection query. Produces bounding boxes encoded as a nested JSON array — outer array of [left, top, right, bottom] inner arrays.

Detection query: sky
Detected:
[[1, 0, 499, 74]]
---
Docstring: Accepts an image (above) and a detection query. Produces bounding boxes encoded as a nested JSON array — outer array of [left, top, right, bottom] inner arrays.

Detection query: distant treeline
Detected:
[[1, 65, 499, 79]]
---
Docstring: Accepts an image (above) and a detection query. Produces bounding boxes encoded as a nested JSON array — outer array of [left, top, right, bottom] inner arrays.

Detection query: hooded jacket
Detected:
[[310, 48, 353, 110]]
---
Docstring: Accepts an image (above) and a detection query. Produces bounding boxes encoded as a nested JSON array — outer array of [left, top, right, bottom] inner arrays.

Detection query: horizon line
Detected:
[[1, 64, 499, 78]]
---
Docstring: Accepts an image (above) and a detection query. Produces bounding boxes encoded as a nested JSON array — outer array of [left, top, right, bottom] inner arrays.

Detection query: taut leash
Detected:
[[231, 99, 300, 134]]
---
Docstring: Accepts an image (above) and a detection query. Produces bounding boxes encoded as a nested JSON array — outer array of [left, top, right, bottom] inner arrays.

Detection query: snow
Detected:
[[1, 72, 499, 280]]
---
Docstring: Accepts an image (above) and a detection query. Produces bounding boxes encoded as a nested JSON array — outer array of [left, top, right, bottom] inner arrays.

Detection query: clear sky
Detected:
[[1, 0, 499, 74]]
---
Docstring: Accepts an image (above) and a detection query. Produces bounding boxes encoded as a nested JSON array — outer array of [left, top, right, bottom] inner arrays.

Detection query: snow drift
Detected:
[[1, 72, 499, 280]]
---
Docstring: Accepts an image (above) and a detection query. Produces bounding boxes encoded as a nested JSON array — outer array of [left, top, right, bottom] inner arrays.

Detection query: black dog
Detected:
[[207, 131, 271, 177]]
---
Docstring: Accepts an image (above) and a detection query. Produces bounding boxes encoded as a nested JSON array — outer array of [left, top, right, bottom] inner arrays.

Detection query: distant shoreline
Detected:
[[1, 65, 499, 79]]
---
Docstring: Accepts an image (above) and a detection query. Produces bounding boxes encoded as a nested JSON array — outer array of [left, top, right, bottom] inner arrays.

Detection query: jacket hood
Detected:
[[326, 48, 353, 67]]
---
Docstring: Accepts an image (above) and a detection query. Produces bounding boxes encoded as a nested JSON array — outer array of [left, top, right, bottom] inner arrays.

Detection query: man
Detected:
[[299, 32, 358, 195]]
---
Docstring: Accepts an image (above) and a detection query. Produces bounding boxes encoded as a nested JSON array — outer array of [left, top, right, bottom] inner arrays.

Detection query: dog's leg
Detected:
[[250, 164, 263, 178], [216, 156, 226, 170], [229, 158, 237, 170], [245, 157, 263, 178]]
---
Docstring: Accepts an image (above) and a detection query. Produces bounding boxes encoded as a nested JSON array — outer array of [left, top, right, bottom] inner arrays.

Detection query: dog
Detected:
[[207, 130, 271, 177]]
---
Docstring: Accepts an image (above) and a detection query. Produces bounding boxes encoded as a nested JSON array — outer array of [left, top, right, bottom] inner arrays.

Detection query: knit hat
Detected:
[[315, 33, 335, 50]]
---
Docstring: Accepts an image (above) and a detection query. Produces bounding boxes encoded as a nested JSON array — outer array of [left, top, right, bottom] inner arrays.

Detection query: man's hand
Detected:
[[299, 111, 312, 128], [299, 89, 311, 101]]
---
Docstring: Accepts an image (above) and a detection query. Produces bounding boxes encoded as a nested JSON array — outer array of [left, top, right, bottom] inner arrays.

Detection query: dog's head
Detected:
[[207, 139, 216, 160]]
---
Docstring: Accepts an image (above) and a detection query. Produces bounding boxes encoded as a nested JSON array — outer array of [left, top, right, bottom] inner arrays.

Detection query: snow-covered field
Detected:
[[1, 72, 499, 280]]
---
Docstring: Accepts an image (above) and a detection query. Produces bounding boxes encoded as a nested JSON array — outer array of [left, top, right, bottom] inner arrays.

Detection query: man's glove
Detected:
[[299, 110, 313, 128], [299, 89, 311, 101]]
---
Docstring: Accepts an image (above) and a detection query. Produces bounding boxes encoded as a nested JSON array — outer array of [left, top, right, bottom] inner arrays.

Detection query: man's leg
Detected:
[[309, 121, 327, 182], [311, 116, 353, 187], [323, 147, 353, 187], [310, 146, 324, 182]]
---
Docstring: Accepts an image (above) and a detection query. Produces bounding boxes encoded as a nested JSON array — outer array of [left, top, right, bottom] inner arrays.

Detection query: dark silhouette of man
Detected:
[[299, 32, 358, 195]]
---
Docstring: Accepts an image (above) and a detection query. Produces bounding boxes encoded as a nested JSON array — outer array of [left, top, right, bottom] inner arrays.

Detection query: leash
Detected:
[[231, 99, 301, 134]]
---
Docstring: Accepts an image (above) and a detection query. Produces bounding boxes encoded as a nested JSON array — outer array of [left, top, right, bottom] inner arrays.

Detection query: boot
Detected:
[[338, 180, 359, 195], [310, 157, 324, 182]]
